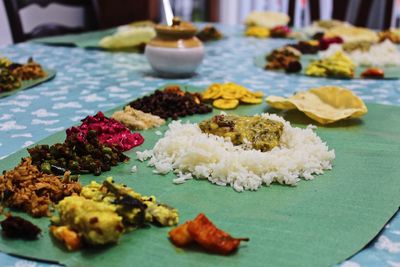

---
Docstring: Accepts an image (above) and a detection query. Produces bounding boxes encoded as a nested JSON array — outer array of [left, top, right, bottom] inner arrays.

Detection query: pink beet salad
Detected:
[[66, 111, 144, 151]]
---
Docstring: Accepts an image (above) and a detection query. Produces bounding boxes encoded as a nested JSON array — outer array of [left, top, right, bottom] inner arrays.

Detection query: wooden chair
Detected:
[[197, 0, 297, 25], [91, 0, 159, 29], [4, 0, 97, 43], [308, 0, 395, 29]]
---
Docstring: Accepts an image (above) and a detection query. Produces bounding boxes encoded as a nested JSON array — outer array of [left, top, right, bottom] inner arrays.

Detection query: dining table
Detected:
[[0, 24, 400, 267]]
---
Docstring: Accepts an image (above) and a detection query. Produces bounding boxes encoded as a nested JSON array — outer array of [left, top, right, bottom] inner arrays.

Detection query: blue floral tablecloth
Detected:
[[0, 25, 400, 267]]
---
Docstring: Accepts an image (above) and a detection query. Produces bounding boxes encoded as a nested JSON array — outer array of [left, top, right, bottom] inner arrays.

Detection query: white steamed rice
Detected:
[[319, 40, 400, 67], [137, 114, 335, 192]]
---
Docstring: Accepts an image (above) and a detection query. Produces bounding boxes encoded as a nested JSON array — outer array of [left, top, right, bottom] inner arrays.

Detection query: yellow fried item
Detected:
[[213, 99, 239, 109], [250, 91, 264, 98], [240, 96, 263, 104], [202, 84, 223, 100], [266, 86, 368, 124], [203, 82, 263, 109], [245, 26, 270, 38], [222, 83, 247, 99]]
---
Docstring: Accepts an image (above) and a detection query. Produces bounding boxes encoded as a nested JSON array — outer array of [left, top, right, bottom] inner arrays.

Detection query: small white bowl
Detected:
[[145, 44, 204, 77]]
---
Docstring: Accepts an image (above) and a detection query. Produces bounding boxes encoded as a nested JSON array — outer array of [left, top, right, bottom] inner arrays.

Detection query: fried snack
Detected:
[[169, 213, 249, 255], [266, 86, 368, 124], [0, 158, 81, 217], [202, 82, 263, 109], [213, 99, 239, 109], [11, 58, 47, 80]]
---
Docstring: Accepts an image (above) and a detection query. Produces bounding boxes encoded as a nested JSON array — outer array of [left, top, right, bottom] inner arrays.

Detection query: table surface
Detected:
[[0, 25, 400, 267]]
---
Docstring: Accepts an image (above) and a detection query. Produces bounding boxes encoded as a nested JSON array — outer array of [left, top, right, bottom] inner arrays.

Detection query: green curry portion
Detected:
[[199, 115, 284, 152]]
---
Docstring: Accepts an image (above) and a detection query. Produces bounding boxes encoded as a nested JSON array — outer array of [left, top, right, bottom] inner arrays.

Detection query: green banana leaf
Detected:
[[0, 69, 56, 98], [0, 86, 400, 267]]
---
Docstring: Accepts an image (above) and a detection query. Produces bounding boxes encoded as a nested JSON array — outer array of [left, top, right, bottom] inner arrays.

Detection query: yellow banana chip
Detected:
[[250, 91, 264, 98], [221, 83, 247, 99], [213, 99, 239, 109], [240, 96, 263, 104], [202, 84, 223, 100], [203, 82, 263, 109], [266, 86, 368, 124]]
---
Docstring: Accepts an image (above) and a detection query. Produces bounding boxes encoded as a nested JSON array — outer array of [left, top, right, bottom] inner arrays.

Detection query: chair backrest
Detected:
[[4, 0, 97, 43], [309, 0, 394, 30], [197, 0, 297, 26], [91, 0, 159, 29]]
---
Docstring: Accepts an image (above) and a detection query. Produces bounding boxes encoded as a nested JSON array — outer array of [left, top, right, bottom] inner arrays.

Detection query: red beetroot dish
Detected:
[[66, 112, 144, 152]]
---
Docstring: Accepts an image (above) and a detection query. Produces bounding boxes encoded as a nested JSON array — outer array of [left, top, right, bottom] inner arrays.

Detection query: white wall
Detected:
[[0, 1, 13, 46]]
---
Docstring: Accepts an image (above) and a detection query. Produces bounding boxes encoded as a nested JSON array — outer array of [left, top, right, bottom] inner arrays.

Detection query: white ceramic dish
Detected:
[[145, 45, 204, 77]]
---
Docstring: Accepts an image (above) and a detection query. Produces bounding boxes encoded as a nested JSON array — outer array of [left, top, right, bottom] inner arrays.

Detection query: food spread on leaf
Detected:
[[266, 86, 368, 124], [50, 177, 179, 250], [137, 113, 334, 191], [202, 82, 263, 109], [169, 213, 249, 254], [0, 57, 47, 92], [319, 40, 400, 67]]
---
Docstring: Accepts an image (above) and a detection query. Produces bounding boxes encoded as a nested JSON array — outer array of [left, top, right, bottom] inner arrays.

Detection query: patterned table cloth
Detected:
[[0, 25, 399, 267]]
